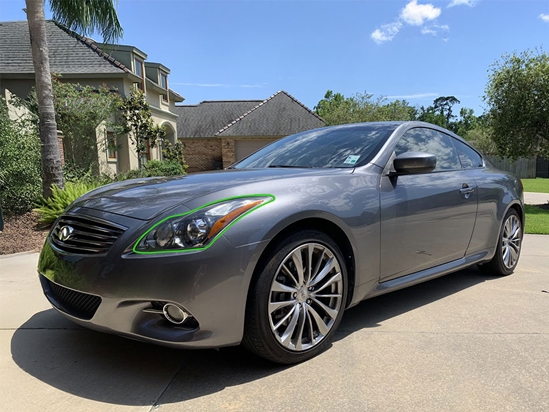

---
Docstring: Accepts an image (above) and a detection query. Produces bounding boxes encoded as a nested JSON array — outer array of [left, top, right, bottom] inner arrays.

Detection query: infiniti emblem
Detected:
[[58, 225, 74, 242]]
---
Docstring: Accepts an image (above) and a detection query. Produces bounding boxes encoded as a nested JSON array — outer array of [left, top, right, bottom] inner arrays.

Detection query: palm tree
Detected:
[[25, 0, 123, 197]]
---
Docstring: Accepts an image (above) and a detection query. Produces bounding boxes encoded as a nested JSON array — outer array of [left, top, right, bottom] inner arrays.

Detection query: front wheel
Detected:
[[243, 230, 348, 364], [479, 208, 523, 276]]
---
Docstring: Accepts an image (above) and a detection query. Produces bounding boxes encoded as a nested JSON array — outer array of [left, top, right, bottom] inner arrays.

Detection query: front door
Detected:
[[379, 127, 478, 281]]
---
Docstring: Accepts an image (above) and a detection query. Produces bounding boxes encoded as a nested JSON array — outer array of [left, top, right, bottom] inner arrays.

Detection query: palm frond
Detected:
[[49, 0, 123, 43]]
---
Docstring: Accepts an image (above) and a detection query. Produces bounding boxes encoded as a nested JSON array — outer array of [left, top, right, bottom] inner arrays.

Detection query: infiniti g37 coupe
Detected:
[[38, 121, 523, 364]]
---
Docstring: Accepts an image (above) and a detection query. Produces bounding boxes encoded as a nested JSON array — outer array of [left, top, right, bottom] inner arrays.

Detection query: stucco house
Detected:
[[175, 91, 325, 172], [0, 20, 184, 175]]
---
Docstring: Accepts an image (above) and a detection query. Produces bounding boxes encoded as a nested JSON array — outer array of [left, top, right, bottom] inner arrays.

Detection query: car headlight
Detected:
[[133, 195, 274, 254]]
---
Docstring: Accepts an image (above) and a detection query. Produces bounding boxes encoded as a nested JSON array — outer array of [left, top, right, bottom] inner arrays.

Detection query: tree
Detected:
[[314, 90, 417, 126], [25, 0, 123, 197], [52, 79, 123, 175], [119, 90, 166, 170], [433, 96, 460, 125], [417, 105, 447, 128], [484, 48, 549, 159]]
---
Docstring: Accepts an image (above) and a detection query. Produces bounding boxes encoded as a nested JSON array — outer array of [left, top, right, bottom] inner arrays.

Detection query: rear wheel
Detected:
[[479, 208, 522, 276], [243, 230, 347, 364]]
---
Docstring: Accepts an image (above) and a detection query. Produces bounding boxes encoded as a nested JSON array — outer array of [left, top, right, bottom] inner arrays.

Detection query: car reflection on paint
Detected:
[[38, 121, 524, 364]]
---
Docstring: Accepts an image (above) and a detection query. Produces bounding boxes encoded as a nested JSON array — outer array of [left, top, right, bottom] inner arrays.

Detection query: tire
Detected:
[[478, 208, 523, 276], [243, 230, 348, 364]]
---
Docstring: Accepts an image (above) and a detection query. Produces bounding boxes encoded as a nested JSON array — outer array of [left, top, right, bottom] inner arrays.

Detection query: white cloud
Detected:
[[371, 1, 444, 44], [240, 84, 265, 88], [540, 14, 549, 23], [387, 92, 440, 99], [371, 22, 403, 44], [448, 0, 475, 7], [421, 24, 450, 36], [400, 0, 441, 26]]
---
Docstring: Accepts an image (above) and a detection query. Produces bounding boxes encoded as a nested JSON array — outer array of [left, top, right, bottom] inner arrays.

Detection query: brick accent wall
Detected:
[[221, 138, 236, 169], [182, 138, 223, 173]]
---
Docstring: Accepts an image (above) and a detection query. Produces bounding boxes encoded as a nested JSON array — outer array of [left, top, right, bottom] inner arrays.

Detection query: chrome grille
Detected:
[[51, 215, 127, 255]]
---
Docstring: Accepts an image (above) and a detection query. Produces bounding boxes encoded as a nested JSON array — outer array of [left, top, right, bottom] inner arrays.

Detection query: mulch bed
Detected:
[[0, 212, 49, 255]]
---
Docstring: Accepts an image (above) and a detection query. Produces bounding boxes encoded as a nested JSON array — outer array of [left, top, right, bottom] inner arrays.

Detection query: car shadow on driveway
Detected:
[[335, 266, 490, 338], [10, 266, 492, 406]]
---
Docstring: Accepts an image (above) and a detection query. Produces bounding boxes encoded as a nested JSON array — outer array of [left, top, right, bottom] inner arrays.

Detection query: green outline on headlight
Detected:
[[132, 194, 275, 255]]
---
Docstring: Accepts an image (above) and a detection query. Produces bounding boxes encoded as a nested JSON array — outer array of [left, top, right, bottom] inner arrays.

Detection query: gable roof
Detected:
[[0, 20, 130, 75], [174, 100, 263, 138], [175, 91, 324, 138], [216, 91, 324, 137]]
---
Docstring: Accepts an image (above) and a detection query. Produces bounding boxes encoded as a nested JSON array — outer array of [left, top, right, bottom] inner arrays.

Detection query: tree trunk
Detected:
[[25, 0, 64, 197]]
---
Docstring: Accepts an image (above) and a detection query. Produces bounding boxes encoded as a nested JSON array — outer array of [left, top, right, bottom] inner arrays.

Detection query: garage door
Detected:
[[235, 139, 278, 161]]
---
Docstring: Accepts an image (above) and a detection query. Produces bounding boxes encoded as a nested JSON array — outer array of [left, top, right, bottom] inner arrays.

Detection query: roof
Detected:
[[175, 91, 324, 138], [174, 100, 263, 138], [0, 20, 129, 75]]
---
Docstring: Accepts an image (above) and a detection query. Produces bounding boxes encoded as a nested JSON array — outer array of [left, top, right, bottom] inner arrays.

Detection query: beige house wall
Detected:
[[221, 136, 283, 168], [92, 77, 180, 175], [4, 89, 29, 121]]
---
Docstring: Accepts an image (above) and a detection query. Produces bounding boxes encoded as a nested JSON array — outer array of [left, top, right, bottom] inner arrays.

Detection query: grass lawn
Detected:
[[521, 178, 549, 193], [524, 204, 549, 235]]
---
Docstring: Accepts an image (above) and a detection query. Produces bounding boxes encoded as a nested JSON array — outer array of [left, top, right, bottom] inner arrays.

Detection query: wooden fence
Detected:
[[485, 156, 537, 179]]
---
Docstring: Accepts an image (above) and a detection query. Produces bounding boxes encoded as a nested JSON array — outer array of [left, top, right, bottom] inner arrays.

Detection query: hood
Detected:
[[71, 168, 348, 220]]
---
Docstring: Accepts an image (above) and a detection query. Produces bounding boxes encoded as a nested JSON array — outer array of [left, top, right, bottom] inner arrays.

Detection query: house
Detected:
[[175, 91, 325, 172], [0, 20, 184, 175]]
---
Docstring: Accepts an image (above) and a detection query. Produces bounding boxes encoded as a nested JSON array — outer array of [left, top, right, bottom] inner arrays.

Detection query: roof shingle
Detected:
[[0, 20, 128, 74], [174, 100, 263, 138], [175, 91, 324, 138]]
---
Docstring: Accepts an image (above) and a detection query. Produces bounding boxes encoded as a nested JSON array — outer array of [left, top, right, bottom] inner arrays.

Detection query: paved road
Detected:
[[1, 235, 548, 412]]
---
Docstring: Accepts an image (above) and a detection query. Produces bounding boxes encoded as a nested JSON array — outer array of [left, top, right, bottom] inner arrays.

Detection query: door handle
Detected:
[[460, 183, 475, 197]]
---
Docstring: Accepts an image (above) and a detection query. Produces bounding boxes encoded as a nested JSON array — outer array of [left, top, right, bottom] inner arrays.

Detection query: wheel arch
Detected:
[[247, 217, 357, 310]]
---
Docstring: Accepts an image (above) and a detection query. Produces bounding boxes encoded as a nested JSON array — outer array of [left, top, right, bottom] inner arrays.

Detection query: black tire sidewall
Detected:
[[246, 230, 348, 364], [480, 208, 522, 276]]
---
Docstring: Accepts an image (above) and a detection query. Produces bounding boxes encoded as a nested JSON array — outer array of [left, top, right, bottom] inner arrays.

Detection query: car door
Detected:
[[379, 127, 478, 281]]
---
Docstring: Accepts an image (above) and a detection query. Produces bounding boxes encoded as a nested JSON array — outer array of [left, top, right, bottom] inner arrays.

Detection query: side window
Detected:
[[395, 128, 461, 171], [452, 138, 484, 169]]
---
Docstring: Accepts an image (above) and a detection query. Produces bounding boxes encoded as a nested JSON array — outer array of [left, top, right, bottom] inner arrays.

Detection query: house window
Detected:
[[160, 73, 169, 103], [135, 57, 145, 91], [140, 139, 151, 164], [107, 131, 117, 159]]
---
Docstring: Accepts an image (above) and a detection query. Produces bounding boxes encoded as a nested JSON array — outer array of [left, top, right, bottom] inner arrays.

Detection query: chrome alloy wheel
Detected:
[[501, 213, 522, 269], [268, 243, 344, 352]]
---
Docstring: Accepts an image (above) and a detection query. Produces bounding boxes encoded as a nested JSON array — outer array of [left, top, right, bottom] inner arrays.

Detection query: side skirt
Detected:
[[364, 250, 490, 300]]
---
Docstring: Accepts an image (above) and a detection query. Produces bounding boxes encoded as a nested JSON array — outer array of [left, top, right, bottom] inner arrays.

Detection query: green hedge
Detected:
[[0, 98, 41, 217]]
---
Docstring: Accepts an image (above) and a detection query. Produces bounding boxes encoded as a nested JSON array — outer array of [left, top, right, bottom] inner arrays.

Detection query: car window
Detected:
[[452, 138, 484, 169], [233, 123, 398, 169], [395, 128, 461, 171]]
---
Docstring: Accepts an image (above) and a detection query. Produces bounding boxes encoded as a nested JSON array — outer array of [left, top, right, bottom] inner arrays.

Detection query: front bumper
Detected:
[[38, 210, 266, 349]]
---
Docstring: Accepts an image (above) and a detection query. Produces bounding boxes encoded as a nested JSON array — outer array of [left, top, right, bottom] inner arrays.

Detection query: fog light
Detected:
[[162, 303, 189, 324]]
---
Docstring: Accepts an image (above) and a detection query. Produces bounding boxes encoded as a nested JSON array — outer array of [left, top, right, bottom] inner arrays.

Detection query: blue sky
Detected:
[[1, 0, 548, 115]]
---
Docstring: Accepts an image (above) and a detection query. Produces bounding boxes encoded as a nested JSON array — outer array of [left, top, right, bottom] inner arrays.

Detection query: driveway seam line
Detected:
[[148, 365, 181, 411]]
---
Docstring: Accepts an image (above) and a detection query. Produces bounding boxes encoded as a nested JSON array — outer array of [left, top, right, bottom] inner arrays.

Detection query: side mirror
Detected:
[[393, 152, 436, 174]]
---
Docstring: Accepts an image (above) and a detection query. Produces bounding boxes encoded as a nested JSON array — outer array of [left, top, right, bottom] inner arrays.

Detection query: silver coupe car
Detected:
[[38, 121, 524, 364]]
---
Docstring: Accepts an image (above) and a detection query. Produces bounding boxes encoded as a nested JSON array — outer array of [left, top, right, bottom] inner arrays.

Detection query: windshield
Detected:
[[233, 123, 398, 169]]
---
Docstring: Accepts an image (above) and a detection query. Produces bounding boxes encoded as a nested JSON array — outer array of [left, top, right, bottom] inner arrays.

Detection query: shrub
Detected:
[[162, 141, 188, 172], [34, 181, 102, 226], [0, 98, 42, 217], [34, 160, 185, 226], [116, 160, 184, 180]]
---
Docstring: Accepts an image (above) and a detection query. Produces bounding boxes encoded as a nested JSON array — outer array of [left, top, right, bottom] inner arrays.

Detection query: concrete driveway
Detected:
[[1, 235, 548, 412]]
